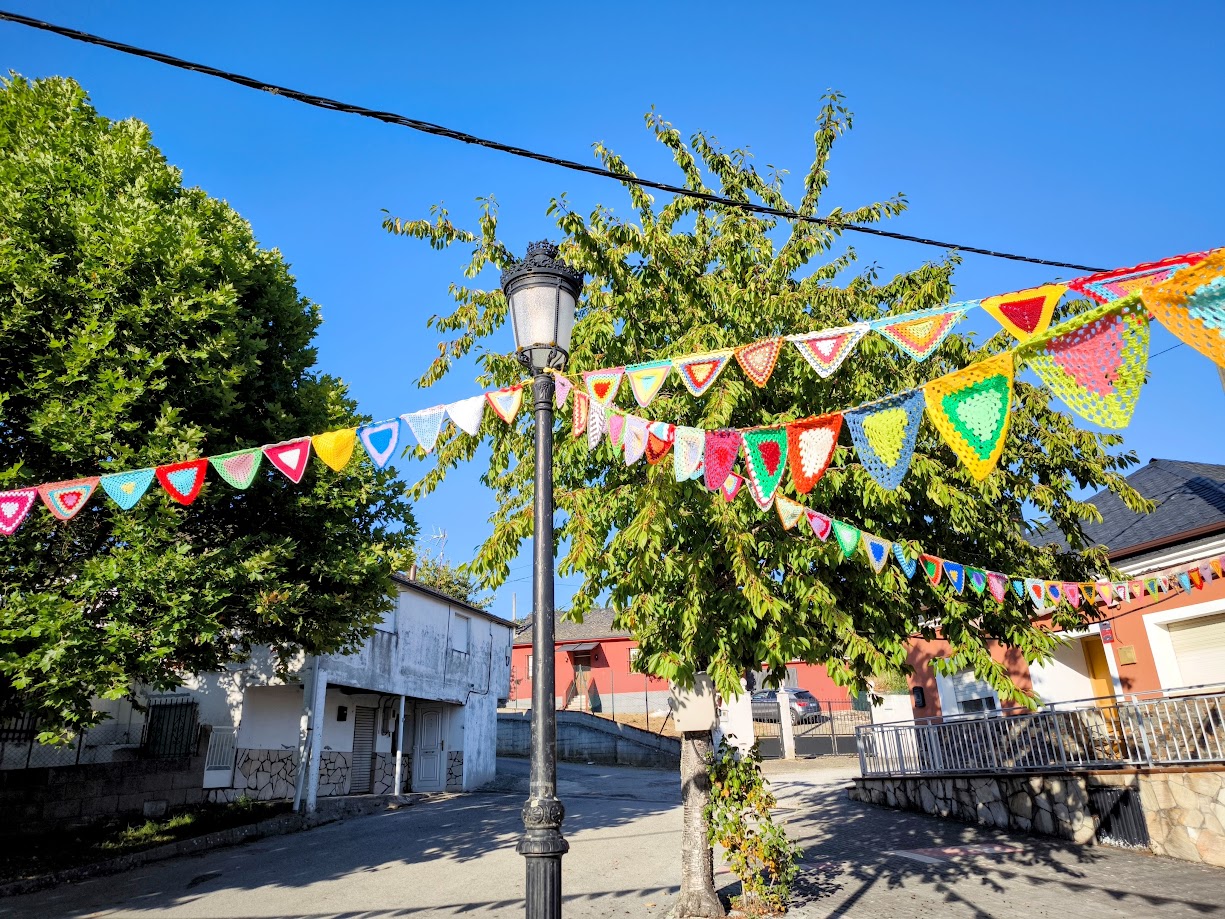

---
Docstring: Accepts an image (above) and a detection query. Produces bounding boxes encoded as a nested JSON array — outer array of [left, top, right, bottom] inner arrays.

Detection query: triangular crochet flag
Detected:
[[987, 571, 1009, 602], [846, 390, 925, 490], [646, 422, 675, 465], [721, 473, 744, 503], [402, 406, 447, 453], [674, 426, 704, 481], [1068, 251, 1209, 303], [1159, 575, 1171, 593], [553, 375, 573, 410], [862, 533, 892, 574], [674, 350, 734, 397], [1064, 583, 1082, 608], [211, 448, 264, 488], [873, 307, 967, 361], [487, 386, 524, 423], [832, 519, 861, 559], [359, 420, 401, 470], [1213, 558, 1224, 579], [735, 338, 783, 387], [1047, 581, 1063, 604], [704, 430, 743, 492], [981, 285, 1066, 342], [807, 510, 833, 541], [156, 458, 209, 505], [311, 430, 356, 473], [571, 392, 589, 438], [1095, 582, 1115, 605], [787, 324, 869, 378], [787, 414, 841, 494], [1114, 582, 1130, 602], [775, 495, 806, 531], [1023, 297, 1149, 429], [1190, 568, 1205, 590], [1012, 580, 1026, 600], [0, 488, 39, 535], [587, 400, 607, 450], [924, 353, 1015, 481], [607, 412, 626, 447], [1026, 578, 1046, 608], [584, 368, 625, 406], [263, 438, 312, 484], [447, 395, 486, 438], [742, 427, 789, 510], [1129, 578, 1145, 598], [893, 544, 917, 579], [38, 477, 100, 522], [966, 567, 988, 595], [1178, 572, 1193, 592], [1080, 581, 1096, 601], [944, 561, 965, 593], [1142, 251, 1225, 368], [921, 554, 943, 586], [625, 360, 673, 408], [622, 416, 650, 465], [100, 469, 155, 511]]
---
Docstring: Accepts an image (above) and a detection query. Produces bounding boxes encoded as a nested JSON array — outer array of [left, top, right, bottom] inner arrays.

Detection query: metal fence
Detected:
[[754, 696, 870, 758], [857, 689, 1225, 777]]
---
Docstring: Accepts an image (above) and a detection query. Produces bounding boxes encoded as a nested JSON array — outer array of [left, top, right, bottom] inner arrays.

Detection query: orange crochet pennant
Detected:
[[1142, 250, 1225, 368], [787, 414, 841, 494], [981, 284, 1065, 342], [735, 338, 783, 388]]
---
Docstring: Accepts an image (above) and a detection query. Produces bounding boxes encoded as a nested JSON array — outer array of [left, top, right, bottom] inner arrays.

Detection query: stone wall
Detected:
[[497, 711, 680, 769], [446, 751, 464, 791], [232, 748, 297, 801], [372, 752, 410, 795], [1139, 770, 1225, 867]]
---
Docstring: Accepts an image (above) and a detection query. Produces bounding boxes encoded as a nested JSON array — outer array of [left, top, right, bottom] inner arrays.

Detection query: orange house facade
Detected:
[[906, 459, 1225, 720]]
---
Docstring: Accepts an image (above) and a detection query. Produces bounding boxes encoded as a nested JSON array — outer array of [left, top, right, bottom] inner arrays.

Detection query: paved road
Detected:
[[2, 758, 1221, 918]]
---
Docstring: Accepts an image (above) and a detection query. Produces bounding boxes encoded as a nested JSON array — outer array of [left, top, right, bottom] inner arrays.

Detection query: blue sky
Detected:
[[3, 2, 1223, 617]]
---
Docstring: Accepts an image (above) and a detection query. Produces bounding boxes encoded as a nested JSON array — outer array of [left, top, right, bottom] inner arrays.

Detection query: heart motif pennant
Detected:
[[787, 414, 841, 494], [673, 426, 705, 481], [263, 438, 312, 484], [39, 477, 100, 522], [156, 459, 209, 505], [0, 487, 39, 535], [924, 353, 1015, 481], [100, 469, 156, 511], [846, 391, 925, 490], [735, 338, 783, 387], [981, 285, 1065, 342], [742, 427, 789, 510], [311, 430, 356, 473], [583, 367, 625, 406], [625, 360, 672, 408], [873, 307, 967, 361], [486, 386, 524, 424], [704, 430, 743, 492], [211, 448, 264, 488], [359, 420, 401, 470], [787, 324, 869, 377], [674, 350, 734, 397]]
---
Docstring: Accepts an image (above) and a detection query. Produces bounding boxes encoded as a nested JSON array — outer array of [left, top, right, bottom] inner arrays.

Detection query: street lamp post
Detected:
[[502, 241, 583, 919]]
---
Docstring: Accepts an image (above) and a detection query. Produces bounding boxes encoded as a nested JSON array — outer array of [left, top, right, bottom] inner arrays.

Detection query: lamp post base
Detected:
[[518, 796, 568, 919]]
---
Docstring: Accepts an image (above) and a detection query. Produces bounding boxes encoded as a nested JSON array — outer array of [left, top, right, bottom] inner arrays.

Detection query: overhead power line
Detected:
[[0, 9, 1109, 273]]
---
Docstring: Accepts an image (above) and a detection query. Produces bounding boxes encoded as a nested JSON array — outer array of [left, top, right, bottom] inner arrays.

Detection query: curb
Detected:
[[0, 794, 423, 898]]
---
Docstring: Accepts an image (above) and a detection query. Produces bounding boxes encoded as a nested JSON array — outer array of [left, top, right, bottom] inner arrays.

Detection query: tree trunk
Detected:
[[674, 730, 726, 918]]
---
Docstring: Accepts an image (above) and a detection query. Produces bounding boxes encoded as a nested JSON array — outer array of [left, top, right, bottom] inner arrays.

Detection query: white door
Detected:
[[1169, 613, 1225, 687], [413, 706, 445, 792]]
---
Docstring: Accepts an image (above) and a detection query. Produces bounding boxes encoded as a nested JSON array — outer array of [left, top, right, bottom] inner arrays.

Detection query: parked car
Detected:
[[750, 689, 825, 724]]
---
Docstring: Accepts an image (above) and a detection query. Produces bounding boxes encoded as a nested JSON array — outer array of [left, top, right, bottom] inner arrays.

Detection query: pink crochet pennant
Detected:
[[607, 412, 626, 447], [0, 487, 39, 535], [703, 430, 743, 492], [553, 375, 573, 409], [987, 571, 1009, 603], [720, 473, 744, 503], [263, 438, 313, 484], [38, 477, 100, 522], [806, 510, 833, 541]]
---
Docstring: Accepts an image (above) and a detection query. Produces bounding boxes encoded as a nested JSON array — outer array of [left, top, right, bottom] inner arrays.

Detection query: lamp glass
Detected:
[[509, 279, 576, 371]]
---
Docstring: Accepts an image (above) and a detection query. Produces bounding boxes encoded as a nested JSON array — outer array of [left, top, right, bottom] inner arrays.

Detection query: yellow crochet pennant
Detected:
[[924, 353, 1015, 481], [312, 428, 358, 472], [981, 284, 1066, 342]]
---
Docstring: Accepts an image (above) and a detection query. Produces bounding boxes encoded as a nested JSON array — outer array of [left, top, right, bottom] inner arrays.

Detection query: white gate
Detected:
[[203, 727, 237, 789]]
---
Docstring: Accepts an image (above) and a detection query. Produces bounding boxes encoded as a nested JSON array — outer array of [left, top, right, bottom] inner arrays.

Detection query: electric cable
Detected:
[[0, 9, 1109, 273]]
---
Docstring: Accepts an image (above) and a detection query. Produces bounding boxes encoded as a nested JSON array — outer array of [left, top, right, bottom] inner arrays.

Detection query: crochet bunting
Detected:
[[674, 426, 704, 481], [359, 420, 401, 470], [211, 448, 264, 488], [311, 430, 356, 473], [625, 360, 672, 408], [587, 400, 607, 450], [583, 367, 625, 406], [553, 375, 573, 410], [742, 427, 789, 510], [787, 324, 869, 378], [921, 554, 943, 586], [1047, 581, 1063, 605], [775, 495, 806, 530], [646, 422, 675, 465], [571, 392, 589, 438], [873, 307, 966, 361], [944, 561, 965, 593], [787, 414, 841, 494], [1023, 296, 1149, 429], [0, 487, 39, 535], [924, 353, 1014, 481], [735, 338, 783, 387], [1026, 578, 1046, 609], [704, 430, 743, 492], [892, 544, 917, 579], [1068, 251, 1209, 303], [1013, 580, 1026, 600], [846, 390, 925, 490], [832, 519, 861, 559], [1095, 582, 1114, 605], [402, 406, 447, 453], [486, 386, 524, 423], [447, 395, 486, 438], [100, 469, 155, 511], [1178, 572, 1192, 592], [987, 571, 1009, 602], [966, 567, 988, 596], [608, 412, 626, 447], [981, 285, 1065, 342], [863, 533, 892, 574], [721, 473, 745, 503], [39, 478, 100, 522], [622, 416, 650, 465], [1129, 578, 1145, 598], [1189, 568, 1204, 589], [1141, 251, 1225, 367], [1064, 583, 1082, 608], [156, 459, 209, 505], [263, 438, 312, 484], [807, 510, 833, 541], [674, 350, 734, 397]]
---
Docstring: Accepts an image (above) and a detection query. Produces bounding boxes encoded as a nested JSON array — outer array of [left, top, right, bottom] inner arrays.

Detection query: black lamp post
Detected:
[[501, 241, 583, 919]]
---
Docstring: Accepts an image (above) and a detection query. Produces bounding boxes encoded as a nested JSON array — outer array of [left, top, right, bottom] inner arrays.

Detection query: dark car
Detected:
[[750, 689, 825, 724]]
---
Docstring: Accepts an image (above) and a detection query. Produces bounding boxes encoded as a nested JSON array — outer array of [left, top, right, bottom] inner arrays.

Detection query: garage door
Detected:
[[1169, 613, 1225, 688]]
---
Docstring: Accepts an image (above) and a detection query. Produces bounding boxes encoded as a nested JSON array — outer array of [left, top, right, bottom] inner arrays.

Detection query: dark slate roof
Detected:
[[513, 608, 629, 645], [1034, 459, 1225, 557]]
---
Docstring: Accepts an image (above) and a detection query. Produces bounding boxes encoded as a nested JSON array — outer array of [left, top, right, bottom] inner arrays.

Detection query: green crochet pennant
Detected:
[[831, 519, 861, 559], [742, 427, 789, 511]]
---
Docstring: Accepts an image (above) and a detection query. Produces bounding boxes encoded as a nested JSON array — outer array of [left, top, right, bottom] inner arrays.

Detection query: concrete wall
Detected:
[[1029, 637, 1095, 704], [462, 690, 497, 790], [497, 711, 680, 769]]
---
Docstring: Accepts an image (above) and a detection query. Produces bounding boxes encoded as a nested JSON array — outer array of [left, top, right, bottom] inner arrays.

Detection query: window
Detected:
[[452, 613, 470, 654], [629, 648, 641, 668], [951, 670, 999, 715]]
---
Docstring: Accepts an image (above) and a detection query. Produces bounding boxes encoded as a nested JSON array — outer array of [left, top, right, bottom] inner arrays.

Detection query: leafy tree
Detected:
[[412, 539, 492, 609], [0, 75, 415, 736], [385, 95, 1144, 916]]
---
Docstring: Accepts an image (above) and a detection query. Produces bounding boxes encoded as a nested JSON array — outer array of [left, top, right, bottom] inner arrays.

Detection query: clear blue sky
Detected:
[[3, 2, 1223, 618]]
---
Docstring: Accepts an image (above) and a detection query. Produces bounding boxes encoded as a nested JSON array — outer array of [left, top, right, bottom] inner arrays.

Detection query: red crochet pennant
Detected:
[[735, 338, 783, 388], [720, 473, 744, 503], [806, 510, 832, 541], [920, 554, 943, 586], [1068, 251, 1209, 303], [38, 477, 100, 521], [787, 414, 841, 494], [263, 438, 313, 484], [156, 459, 209, 505], [646, 422, 675, 465], [981, 285, 1065, 341], [703, 430, 743, 492]]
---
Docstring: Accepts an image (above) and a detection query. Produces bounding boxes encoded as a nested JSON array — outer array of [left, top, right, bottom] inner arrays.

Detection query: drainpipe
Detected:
[[393, 695, 406, 795]]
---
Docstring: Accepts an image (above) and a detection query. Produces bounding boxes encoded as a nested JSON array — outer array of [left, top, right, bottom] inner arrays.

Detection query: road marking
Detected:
[[889, 850, 943, 864]]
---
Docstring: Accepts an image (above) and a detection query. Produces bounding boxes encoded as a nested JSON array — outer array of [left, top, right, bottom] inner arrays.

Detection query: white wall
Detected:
[[1030, 638, 1095, 705], [237, 685, 303, 750], [461, 692, 497, 790]]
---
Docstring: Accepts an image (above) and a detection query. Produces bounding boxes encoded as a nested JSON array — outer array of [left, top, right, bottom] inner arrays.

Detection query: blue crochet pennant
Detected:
[[845, 390, 925, 491], [892, 544, 917, 578]]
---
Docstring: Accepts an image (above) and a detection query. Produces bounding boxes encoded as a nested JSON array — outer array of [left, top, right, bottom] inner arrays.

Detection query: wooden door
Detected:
[[350, 706, 376, 793], [573, 653, 591, 710], [413, 706, 445, 792], [1082, 635, 1115, 703]]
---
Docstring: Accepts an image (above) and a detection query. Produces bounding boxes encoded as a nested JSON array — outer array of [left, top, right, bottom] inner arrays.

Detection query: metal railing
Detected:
[[858, 688, 1225, 777]]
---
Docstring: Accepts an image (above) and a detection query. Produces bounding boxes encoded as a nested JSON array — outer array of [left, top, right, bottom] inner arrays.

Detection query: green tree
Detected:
[[0, 75, 415, 736], [412, 538, 491, 609], [385, 96, 1144, 916]]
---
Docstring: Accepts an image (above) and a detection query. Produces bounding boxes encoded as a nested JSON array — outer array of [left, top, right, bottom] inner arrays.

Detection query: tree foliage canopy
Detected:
[[385, 96, 1145, 704], [0, 76, 416, 733]]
